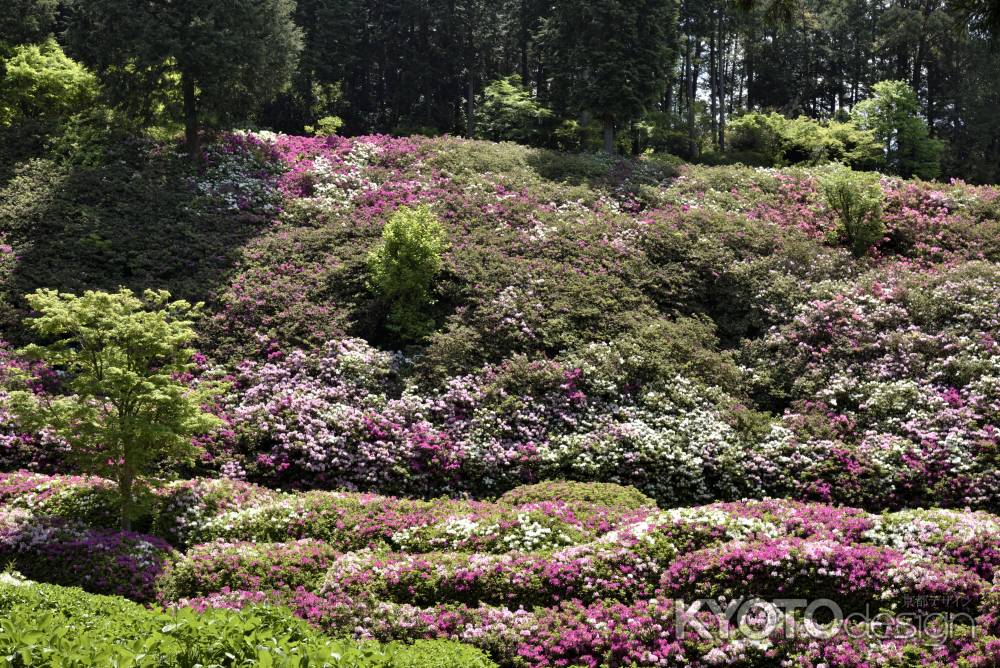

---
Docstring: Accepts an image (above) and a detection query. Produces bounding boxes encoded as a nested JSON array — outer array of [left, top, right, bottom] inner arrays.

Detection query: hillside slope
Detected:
[[1, 134, 998, 510]]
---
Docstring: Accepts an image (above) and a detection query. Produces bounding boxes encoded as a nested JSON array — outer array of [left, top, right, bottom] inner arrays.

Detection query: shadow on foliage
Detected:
[[0, 508, 171, 603], [0, 135, 268, 347]]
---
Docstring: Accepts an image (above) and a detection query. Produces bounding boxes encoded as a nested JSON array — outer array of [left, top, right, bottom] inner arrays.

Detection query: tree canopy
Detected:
[[0, 0, 59, 46], [9, 289, 220, 530], [65, 0, 302, 158], [541, 0, 679, 152], [853, 80, 942, 179]]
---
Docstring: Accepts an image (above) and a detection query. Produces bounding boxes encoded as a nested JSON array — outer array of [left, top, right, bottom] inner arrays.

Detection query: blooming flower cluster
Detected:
[[6, 469, 993, 665], [201, 338, 752, 504], [4, 132, 1000, 665], [744, 262, 1000, 509], [107, 479, 999, 666], [0, 343, 65, 472], [194, 131, 285, 215], [156, 538, 338, 602], [0, 509, 173, 601], [200, 327, 1000, 514], [0, 470, 118, 527], [150, 477, 280, 549]]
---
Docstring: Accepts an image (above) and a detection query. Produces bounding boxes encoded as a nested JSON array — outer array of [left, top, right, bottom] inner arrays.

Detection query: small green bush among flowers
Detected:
[[2, 131, 1000, 667], [819, 164, 886, 257], [366, 205, 448, 341]]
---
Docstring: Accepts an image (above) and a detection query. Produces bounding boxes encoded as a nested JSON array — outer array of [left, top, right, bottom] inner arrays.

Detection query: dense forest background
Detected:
[[277, 0, 1000, 184], [2, 0, 1000, 181]]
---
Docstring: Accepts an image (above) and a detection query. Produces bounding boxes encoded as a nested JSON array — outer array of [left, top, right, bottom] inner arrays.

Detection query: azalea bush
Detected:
[[0, 470, 983, 668], [3, 130, 1000, 667], [818, 164, 885, 257], [156, 539, 338, 601], [495, 480, 656, 510], [150, 477, 280, 549], [743, 262, 1000, 510], [166, 493, 1000, 668], [202, 339, 749, 504], [202, 325, 998, 512], [0, 511, 174, 601]]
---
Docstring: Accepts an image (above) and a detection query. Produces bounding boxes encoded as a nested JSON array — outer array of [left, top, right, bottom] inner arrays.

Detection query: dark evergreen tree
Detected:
[[65, 0, 302, 159], [541, 0, 679, 152], [0, 0, 59, 46]]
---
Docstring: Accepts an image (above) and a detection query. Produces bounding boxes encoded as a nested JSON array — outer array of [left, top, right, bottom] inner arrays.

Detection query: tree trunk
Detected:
[[709, 21, 718, 149], [119, 472, 133, 532], [181, 70, 200, 163], [519, 0, 530, 83], [912, 0, 935, 98], [466, 75, 476, 138], [688, 36, 702, 158], [718, 23, 727, 152], [602, 119, 615, 154], [745, 25, 755, 108]]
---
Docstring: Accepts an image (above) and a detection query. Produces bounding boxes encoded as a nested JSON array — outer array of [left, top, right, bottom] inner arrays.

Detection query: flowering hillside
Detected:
[[0, 133, 998, 666]]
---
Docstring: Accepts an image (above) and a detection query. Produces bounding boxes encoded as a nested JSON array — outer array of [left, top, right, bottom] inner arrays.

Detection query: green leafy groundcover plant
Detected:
[[0, 574, 496, 668]]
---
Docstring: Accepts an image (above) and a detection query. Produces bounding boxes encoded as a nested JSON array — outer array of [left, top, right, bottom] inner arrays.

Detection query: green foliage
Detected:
[[727, 112, 882, 169], [367, 206, 448, 341], [9, 289, 221, 530], [562, 316, 744, 397], [476, 76, 552, 144], [0, 576, 496, 667], [819, 165, 886, 257], [497, 480, 657, 509], [634, 111, 693, 157], [43, 108, 140, 167], [853, 80, 944, 179], [541, 0, 679, 151], [308, 115, 344, 137], [551, 119, 605, 153], [0, 0, 58, 45], [65, 0, 303, 156], [0, 135, 266, 346], [383, 641, 496, 668], [726, 112, 786, 164], [0, 40, 98, 128]]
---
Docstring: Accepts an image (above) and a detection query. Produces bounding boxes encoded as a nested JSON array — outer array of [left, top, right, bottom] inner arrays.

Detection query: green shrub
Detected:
[[386, 640, 496, 668], [727, 112, 881, 170], [560, 316, 744, 398], [191, 492, 479, 546], [551, 119, 604, 153], [390, 509, 589, 553], [727, 112, 787, 165], [0, 575, 496, 667], [155, 539, 338, 602], [637, 151, 686, 178], [426, 137, 532, 177], [0, 39, 97, 129], [819, 165, 885, 257], [497, 480, 657, 510], [367, 205, 448, 341], [307, 115, 344, 137], [477, 75, 552, 145], [633, 111, 692, 157], [853, 80, 943, 179], [527, 149, 616, 184]]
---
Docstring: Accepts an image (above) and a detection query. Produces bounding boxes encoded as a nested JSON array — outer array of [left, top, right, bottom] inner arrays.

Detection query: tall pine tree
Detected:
[[542, 0, 679, 153], [65, 0, 302, 159]]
